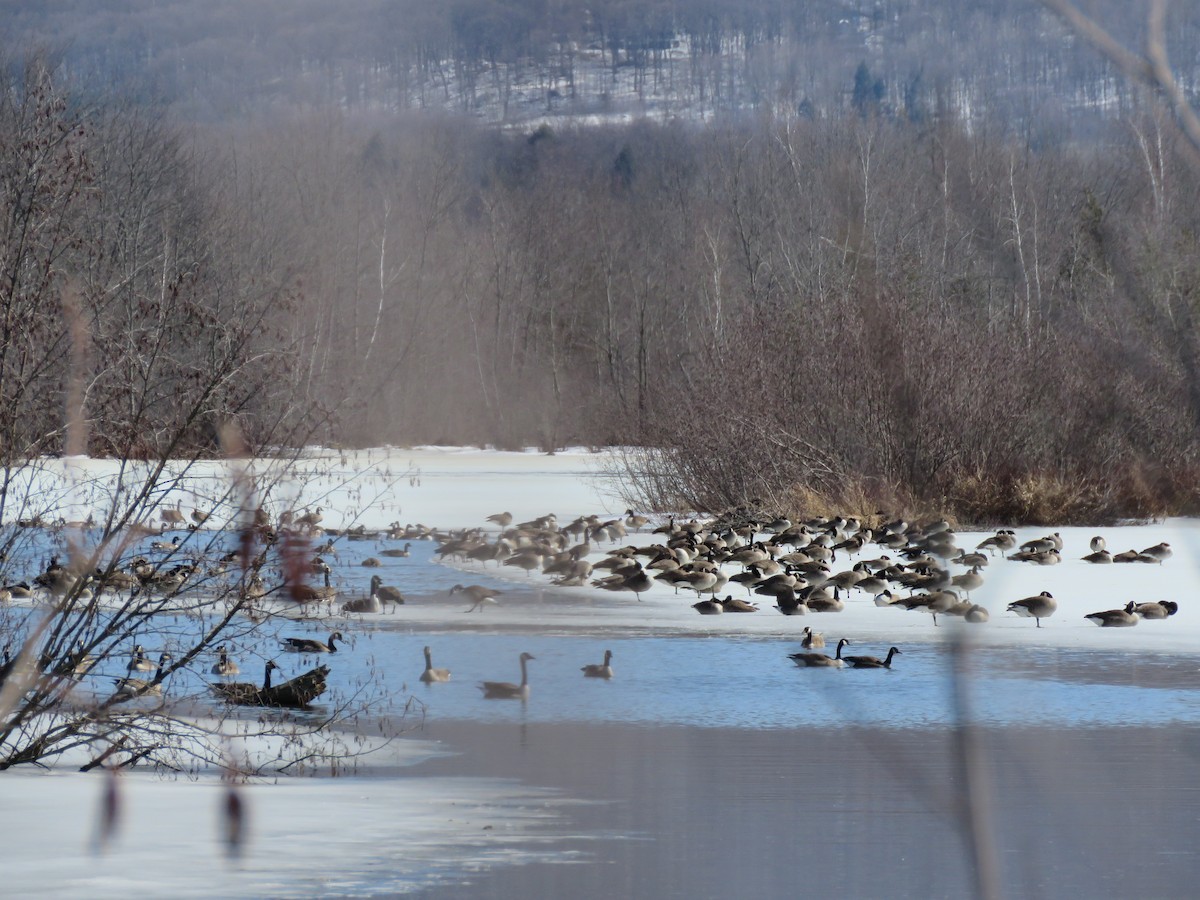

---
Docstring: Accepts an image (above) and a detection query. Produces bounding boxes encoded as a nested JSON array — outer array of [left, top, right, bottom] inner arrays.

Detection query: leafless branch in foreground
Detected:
[[1042, 0, 1200, 164]]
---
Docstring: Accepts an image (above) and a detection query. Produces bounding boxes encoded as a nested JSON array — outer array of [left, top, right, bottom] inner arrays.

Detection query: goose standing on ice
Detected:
[[369, 574, 405, 608], [451, 583, 500, 612], [1006, 592, 1057, 627], [624, 510, 650, 532], [1140, 542, 1172, 564]]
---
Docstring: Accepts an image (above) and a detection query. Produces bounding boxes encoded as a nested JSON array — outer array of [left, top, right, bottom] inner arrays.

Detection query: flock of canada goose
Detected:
[[419, 509, 1185, 678], [15, 499, 1183, 711], [438, 510, 1180, 631]]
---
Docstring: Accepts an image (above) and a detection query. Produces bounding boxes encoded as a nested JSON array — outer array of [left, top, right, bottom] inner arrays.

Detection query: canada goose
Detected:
[[826, 568, 864, 595], [1082, 549, 1113, 564], [692, 598, 723, 614], [68, 639, 97, 676], [1112, 549, 1143, 563], [800, 627, 825, 649], [1010, 548, 1061, 565], [160, 500, 187, 528], [34, 560, 83, 597], [342, 591, 383, 614], [788, 638, 850, 668], [920, 519, 951, 538], [728, 564, 764, 594], [964, 604, 990, 623], [581, 649, 614, 679], [1007, 591, 1057, 627], [1019, 534, 1059, 554], [1085, 601, 1139, 627], [844, 647, 902, 669], [943, 601, 991, 623], [950, 550, 989, 568], [4, 581, 32, 599], [290, 566, 337, 603], [620, 567, 656, 600], [419, 646, 451, 683], [873, 589, 902, 608], [295, 507, 324, 528], [280, 631, 344, 654], [504, 549, 545, 576], [805, 593, 845, 613], [450, 583, 501, 612], [729, 543, 771, 570], [1140, 542, 1172, 564], [914, 590, 960, 626], [212, 660, 329, 708], [682, 569, 724, 597], [853, 572, 891, 596], [624, 510, 650, 532], [150, 535, 181, 553], [213, 660, 278, 704], [211, 646, 240, 677], [486, 511, 513, 527], [751, 571, 799, 598], [1135, 600, 1178, 619], [951, 566, 984, 598], [976, 530, 1017, 556], [1090, 535, 1106, 552], [366, 574, 404, 608], [772, 585, 809, 616], [721, 595, 758, 612], [127, 644, 155, 673], [243, 575, 266, 601], [380, 543, 412, 558], [114, 652, 172, 701], [361, 557, 382, 568], [480, 652, 534, 700]]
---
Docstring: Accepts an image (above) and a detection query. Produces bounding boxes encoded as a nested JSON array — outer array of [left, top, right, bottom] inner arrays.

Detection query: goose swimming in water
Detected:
[[113, 652, 172, 702], [280, 631, 344, 654], [800, 627, 825, 649], [480, 652, 534, 700], [844, 646, 902, 669], [788, 638, 850, 668], [211, 646, 240, 677], [581, 649, 614, 679], [419, 646, 451, 683]]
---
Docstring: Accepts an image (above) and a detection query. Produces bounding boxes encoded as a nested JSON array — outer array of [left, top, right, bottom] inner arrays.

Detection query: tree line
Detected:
[[3, 49, 1200, 521], [7, 1, 1200, 137]]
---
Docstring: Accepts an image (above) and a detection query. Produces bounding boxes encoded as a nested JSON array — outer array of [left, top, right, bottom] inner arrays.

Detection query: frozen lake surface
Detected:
[[5, 447, 1200, 897]]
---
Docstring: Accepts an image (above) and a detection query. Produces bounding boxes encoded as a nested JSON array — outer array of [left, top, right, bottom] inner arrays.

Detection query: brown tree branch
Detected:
[[1042, 0, 1200, 162]]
